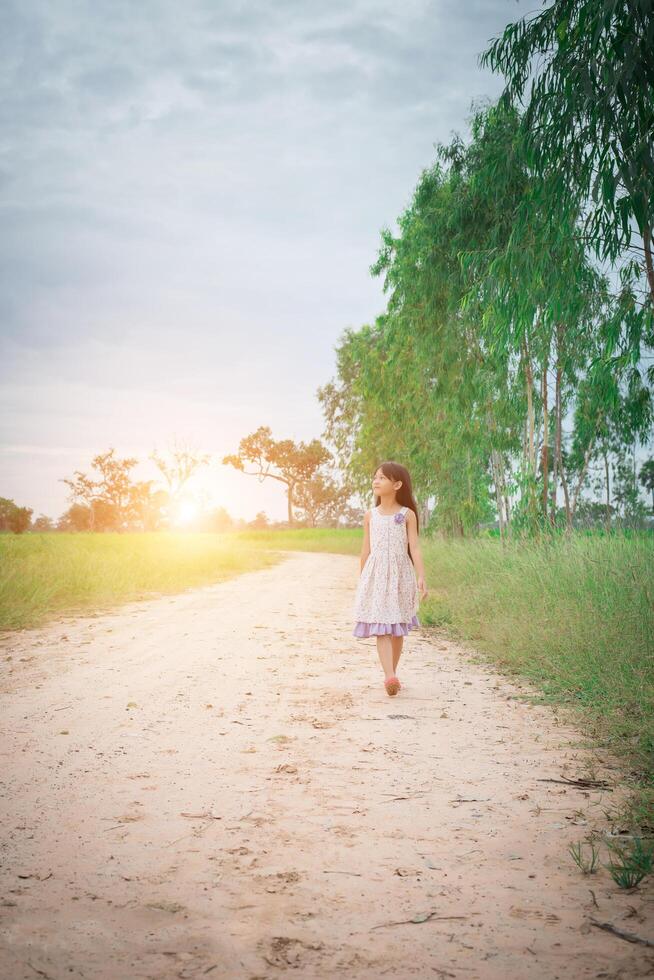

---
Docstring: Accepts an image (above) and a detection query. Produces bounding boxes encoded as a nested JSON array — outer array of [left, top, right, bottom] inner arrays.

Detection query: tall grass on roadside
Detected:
[[419, 532, 654, 825], [0, 532, 284, 630], [233, 527, 362, 554]]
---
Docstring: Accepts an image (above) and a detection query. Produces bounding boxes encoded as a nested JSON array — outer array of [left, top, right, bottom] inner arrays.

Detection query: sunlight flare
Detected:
[[172, 498, 200, 527]]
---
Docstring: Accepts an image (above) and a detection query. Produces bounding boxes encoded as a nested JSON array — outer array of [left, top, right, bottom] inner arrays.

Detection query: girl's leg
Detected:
[[375, 635, 395, 678], [391, 635, 404, 672]]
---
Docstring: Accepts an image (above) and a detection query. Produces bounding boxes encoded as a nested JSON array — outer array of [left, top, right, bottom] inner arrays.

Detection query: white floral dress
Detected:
[[352, 505, 420, 638]]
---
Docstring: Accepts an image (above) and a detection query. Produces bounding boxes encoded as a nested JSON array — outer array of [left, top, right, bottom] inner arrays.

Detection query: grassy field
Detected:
[[0, 528, 363, 631], [0, 531, 285, 630], [2, 526, 652, 826], [225, 527, 362, 554]]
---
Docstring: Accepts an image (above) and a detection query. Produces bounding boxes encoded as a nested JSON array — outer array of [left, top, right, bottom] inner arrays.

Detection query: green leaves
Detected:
[[320, 10, 654, 535], [481, 0, 654, 312]]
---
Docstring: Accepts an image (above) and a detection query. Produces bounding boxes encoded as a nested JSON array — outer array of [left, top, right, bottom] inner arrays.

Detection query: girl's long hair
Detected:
[[372, 460, 420, 562]]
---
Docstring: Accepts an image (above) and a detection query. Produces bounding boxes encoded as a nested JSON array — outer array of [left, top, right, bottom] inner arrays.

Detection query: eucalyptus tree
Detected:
[[320, 91, 650, 536], [570, 350, 653, 527], [369, 153, 503, 534], [318, 321, 407, 503], [456, 100, 623, 531], [481, 0, 654, 369], [322, 106, 533, 535]]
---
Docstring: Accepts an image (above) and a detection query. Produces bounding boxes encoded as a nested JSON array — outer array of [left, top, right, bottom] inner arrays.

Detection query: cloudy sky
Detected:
[[0, 0, 522, 522]]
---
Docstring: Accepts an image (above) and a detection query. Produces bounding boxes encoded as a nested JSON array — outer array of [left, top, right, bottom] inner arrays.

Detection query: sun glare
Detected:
[[173, 499, 199, 526]]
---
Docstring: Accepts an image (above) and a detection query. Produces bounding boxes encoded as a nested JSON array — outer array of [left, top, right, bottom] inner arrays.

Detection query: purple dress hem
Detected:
[[352, 614, 420, 638]]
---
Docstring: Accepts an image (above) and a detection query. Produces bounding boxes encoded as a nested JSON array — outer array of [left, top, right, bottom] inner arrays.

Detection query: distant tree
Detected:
[[129, 484, 167, 531], [32, 514, 54, 531], [93, 498, 121, 531], [150, 440, 210, 511], [223, 426, 332, 526], [336, 503, 366, 529], [639, 458, 654, 513], [62, 448, 156, 531], [11, 507, 32, 534], [293, 472, 343, 528], [57, 503, 93, 532], [248, 510, 269, 530], [571, 499, 617, 530], [202, 506, 234, 533], [613, 452, 648, 528], [0, 497, 16, 531], [0, 497, 33, 534]]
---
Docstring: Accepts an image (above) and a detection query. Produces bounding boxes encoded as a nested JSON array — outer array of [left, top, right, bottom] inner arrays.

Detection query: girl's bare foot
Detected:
[[384, 675, 400, 696]]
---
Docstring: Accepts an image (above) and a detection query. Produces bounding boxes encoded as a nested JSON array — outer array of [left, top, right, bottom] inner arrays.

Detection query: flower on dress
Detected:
[[394, 511, 405, 524]]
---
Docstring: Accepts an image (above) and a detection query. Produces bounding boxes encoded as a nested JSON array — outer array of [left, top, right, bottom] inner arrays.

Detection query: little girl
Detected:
[[352, 460, 428, 696]]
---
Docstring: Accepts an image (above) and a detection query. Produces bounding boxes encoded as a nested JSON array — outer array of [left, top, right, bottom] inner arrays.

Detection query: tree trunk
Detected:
[[541, 350, 549, 520], [604, 451, 611, 532], [571, 427, 600, 520], [502, 460, 511, 529], [554, 324, 572, 531], [421, 499, 430, 529], [522, 339, 536, 475], [466, 449, 473, 508], [504, 487, 512, 528], [287, 483, 294, 526], [491, 450, 505, 542], [633, 440, 638, 501], [644, 224, 654, 304], [522, 415, 528, 474], [486, 398, 508, 538], [522, 337, 539, 525], [551, 364, 560, 525], [560, 467, 572, 532], [571, 451, 593, 518]]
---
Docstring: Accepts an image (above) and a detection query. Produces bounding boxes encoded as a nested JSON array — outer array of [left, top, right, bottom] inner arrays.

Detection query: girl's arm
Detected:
[[406, 509, 428, 598], [359, 510, 371, 572]]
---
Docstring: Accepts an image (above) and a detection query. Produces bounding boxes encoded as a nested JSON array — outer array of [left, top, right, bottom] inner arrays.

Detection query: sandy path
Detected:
[[1, 550, 653, 980]]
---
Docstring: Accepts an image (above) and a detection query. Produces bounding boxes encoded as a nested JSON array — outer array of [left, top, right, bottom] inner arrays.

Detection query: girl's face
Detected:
[[372, 468, 401, 497]]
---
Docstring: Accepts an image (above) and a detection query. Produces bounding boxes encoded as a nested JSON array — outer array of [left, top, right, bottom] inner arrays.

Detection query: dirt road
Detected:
[[1, 551, 652, 979]]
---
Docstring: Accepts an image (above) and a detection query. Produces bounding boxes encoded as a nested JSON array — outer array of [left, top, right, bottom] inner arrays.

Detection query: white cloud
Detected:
[[0, 0, 516, 519]]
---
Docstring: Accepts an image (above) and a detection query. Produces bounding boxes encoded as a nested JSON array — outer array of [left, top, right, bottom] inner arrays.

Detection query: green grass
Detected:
[[2, 526, 652, 828], [227, 527, 362, 554], [0, 531, 285, 630]]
